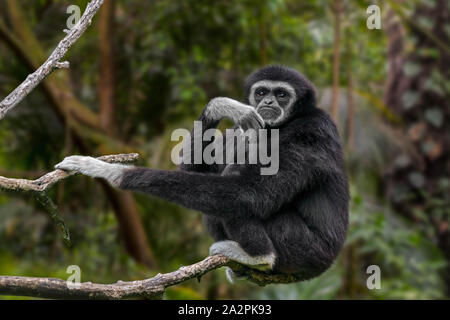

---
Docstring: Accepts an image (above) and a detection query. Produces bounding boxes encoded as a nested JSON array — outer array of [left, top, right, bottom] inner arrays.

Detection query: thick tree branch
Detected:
[[0, 0, 105, 120], [0, 255, 306, 299], [0, 255, 227, 299]]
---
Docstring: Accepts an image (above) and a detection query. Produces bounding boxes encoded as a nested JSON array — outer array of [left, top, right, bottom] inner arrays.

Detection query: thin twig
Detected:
[[35, 193, 72, 246], [0, 0, 105, 120]]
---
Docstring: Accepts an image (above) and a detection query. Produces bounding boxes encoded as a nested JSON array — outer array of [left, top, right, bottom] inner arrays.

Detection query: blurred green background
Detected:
[[0, 0, 449, 299]]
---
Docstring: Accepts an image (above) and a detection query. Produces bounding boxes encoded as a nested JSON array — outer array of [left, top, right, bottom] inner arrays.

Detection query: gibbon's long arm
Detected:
[[118, 136, 338, 220], [55, 133, 338, 221]]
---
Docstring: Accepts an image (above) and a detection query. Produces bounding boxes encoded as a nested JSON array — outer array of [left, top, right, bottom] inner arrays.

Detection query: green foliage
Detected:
[[255, 266, 343, 300], [347, 188, 446, 299], [0, 0, 448, 300]]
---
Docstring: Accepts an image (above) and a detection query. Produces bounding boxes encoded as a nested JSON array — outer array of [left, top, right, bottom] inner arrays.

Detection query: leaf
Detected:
[[394, 154, 412, 168], [445, 24, 450, 38], [421, 139, 443, 160], [439, 178, 450, 190], [408, 172, 425, 188], [402, 91, 419, 110], [424, 108, 444, 128], [403, 62, 421, 77], [424, 72, 445, 96], [418, 48, 440, 59], [407, 123, 426, 141], [417, 17, 434, 30], [422, 0, 437, 8]]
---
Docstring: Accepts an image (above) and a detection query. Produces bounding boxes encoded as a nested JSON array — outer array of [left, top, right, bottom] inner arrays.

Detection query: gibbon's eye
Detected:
[[276, 89, 289, 99], [256, 88, 268, 96]]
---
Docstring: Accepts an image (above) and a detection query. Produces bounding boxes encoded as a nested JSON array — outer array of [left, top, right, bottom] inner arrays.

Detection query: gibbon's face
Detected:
[[249, 80, 297, 127]]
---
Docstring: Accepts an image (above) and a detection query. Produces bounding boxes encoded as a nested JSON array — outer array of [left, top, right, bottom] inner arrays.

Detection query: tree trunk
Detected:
[[331, 0, 342, 124], [344, 27, 355, 151], [98, 0, 116, 136], [97, 1, 156, 268]]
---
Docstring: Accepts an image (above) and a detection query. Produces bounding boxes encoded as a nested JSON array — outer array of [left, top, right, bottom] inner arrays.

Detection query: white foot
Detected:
[[209, 240, 275, 271]]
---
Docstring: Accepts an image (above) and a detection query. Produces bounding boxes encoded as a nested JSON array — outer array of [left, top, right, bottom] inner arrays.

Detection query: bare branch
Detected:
[[0, 255, 227, 299], [0, 0, 105, 120], [0, 254, 306, 299]]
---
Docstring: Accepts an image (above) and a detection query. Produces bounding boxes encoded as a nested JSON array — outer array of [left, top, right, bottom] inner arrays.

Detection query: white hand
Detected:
[[55, 156, 105, 176], [55, 156, 128, 187], [206, 97, 265, 130]]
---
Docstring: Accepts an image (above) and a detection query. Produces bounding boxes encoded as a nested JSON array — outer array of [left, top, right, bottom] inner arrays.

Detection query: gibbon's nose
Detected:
[[264, 99, 274, 105]]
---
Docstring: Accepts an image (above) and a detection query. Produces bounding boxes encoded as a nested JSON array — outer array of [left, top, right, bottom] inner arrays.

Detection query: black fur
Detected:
[[120, 66, 349, 278]]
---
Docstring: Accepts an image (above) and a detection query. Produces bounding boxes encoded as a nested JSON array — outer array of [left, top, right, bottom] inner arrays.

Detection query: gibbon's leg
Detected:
[[209, 217, 276, 271], [203, 215, 228, 241], [202, 215, 247, 284]]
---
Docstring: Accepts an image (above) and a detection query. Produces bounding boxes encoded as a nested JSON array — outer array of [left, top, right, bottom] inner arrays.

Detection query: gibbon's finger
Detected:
[[54, 160, 76, 170], [54, 163, 79, 172], [254, 114, 264, 129], [239, 119, 251, 131], [244, 114, 262, 131], [253, 111, 265, 128], [248, 117, 261, 131], [248, 113, 264, 130], [237, 114, 250, 130]]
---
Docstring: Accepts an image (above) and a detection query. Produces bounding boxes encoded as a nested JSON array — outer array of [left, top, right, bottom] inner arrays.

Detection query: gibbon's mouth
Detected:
[[257, 106, 282, 121]]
